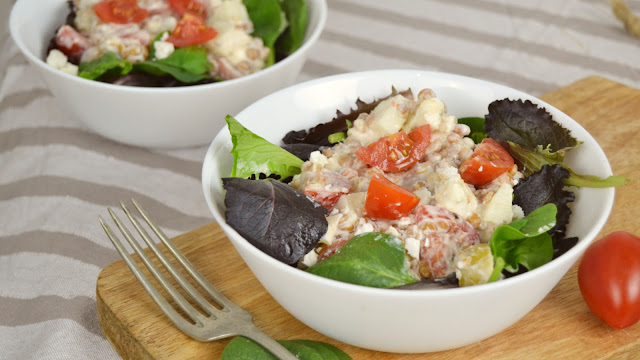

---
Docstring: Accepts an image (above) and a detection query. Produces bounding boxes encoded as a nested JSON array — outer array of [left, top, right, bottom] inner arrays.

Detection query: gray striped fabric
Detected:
[[1, 0, 639, 359]]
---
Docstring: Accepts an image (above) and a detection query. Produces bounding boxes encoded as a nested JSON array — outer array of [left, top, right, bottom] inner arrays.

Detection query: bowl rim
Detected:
[[202, 69, 616, 298], [8, 0, 328, 93]]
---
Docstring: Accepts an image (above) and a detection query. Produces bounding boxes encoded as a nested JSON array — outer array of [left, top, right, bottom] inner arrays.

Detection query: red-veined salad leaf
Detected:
[[506, 142, 630, 188], [222, 337, 351, 360], [280, 143, 323, 161], [307, 232, 418, 288], [513, 164, 574, 241], [226, 115, 303, 180], [222, 177, 327, 265], [488, 203, 557, 282], [484, 99, 580, 154], [282, 88, 413, 146], [78, 52, 132, 80]]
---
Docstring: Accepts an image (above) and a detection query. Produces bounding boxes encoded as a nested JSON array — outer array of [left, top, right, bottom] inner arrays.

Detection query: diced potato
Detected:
[[454, 243, 494, 286]]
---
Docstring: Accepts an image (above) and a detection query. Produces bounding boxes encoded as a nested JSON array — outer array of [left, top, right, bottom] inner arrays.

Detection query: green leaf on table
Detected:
[[133, 45, 212, 83], [275, 0, 308, 56], [307, 232, 418, 288], [457, 117, 487, 144], [485, 99, 580, 154], [221, 337, 352, 360], [488, 203, 557, 282], [243, 0, 287, 66], [78, 52, 133, 80], [506, 141, 630, 188], [226, 115, 303, 180]]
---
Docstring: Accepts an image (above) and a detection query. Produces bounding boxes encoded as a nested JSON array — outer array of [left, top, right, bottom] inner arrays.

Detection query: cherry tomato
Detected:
[[459, 138, 514, 186], [168, 0, 207, 18], [54, 25, 90, 62], [363, 175, 420, 220], [578, 231, 640, 329], [355, 125, 431, 173], [166, 13, 218, 47], [93, 0, 149, 24]]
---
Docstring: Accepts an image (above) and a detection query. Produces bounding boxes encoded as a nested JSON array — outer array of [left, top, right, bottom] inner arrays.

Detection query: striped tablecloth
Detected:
[[1, 1, 639, 359]]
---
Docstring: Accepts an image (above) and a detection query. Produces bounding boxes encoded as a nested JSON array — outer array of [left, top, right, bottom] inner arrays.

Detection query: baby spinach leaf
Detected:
[[226, 115, 303, 180], [221, 337, 352, 360], [78, 52, 133, 80], [488, 203, 557, 282], [133, 46, 212, 83], [275, 0, 308, 56], [506, 142, 630, 188], [307, 232, 418, 288], [243, 0, 287, 66], [485, 99, 580, 154], [457, 117, 487, 144], [223, 177, 327, 265]]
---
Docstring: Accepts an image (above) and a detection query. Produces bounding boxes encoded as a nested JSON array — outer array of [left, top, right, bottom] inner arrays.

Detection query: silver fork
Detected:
[[99, 199, 297, 360]]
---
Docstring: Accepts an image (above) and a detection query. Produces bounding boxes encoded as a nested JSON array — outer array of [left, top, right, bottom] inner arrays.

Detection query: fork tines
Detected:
[[99, 199, 235, 338], [99, 199, 298, 360]]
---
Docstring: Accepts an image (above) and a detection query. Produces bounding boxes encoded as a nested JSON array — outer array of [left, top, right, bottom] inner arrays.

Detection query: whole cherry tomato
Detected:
[[578, 231, 640, 329]]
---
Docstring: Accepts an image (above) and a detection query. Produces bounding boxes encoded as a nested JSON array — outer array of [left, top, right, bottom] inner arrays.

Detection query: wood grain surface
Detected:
[[96, 76, 640, 359]]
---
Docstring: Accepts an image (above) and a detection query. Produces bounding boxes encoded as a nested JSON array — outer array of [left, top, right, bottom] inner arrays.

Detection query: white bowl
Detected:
[[9, 0, 327, 148], [201, 70, 615, 353]]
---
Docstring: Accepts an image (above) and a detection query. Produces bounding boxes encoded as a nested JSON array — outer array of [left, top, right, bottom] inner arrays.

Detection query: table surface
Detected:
[[2, 1, 640, 359]]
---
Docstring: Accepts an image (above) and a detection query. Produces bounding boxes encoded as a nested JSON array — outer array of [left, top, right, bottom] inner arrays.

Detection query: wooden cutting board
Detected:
[[96, 76, 640, 359]]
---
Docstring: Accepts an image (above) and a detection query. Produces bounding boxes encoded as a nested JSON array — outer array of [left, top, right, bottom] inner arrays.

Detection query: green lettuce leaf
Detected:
[[507, 141, 630, 188], [78, 52, 133, 80], [488, 203, 557, 282], [275, 0, 308, 56], [243, 0, 287, 66], [226, 115, 303, 180], [307, 232, 418, 288], [485, 99, 580, 154], [133, 45, 211, 83], [222, 337, 351, 360]]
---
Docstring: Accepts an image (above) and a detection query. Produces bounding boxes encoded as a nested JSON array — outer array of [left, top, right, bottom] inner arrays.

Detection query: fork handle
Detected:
[[241, 326, 299, 360]]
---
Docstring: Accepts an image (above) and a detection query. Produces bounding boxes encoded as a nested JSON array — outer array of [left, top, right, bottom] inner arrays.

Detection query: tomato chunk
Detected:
[[459, 138, 514, 186], [364, 175, 420, 220], [93, 0, 149, 24], [168, 0, 207, 18], [54, 25, 90, 62], [355, 125, 431, 173], [167, 13, 218, 47], [304, 190, 343, 211]]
